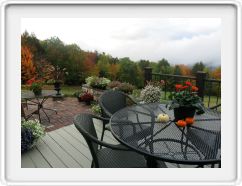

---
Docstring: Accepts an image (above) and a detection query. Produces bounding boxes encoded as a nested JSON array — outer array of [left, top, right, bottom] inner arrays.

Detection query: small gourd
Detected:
[[157, 114, 170, 123], [176, 120, 187, 127]]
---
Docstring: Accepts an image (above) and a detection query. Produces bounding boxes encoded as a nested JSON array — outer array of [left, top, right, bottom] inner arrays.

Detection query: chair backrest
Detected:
[[187, 126, 220, 160], [99, 90, 127, 117], [73, 113, 100, 167]]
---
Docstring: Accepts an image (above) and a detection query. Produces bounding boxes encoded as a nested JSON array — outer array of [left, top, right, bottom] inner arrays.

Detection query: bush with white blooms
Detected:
[[140, 84, 162, 103], [21, 119, 45, 152]]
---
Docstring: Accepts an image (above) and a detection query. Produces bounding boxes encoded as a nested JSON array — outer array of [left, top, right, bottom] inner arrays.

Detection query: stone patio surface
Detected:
[[23, 97, 92, 132]]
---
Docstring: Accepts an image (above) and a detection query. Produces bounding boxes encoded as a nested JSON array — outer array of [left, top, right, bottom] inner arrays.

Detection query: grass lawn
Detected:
[[22, 85, 82, 97]]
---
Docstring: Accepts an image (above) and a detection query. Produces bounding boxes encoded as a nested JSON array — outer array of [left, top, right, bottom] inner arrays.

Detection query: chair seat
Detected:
[[96, 144, 147, 168], [105, 123, 111, 131]]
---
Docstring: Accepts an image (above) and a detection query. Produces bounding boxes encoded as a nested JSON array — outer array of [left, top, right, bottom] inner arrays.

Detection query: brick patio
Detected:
[[23, 97, 92, 132]]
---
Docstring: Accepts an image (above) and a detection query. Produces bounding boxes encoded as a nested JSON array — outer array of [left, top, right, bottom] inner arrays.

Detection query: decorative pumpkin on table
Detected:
[[157, 114, 170, 123], [176, 117, 195, 127], [166, 81, 205, 122]]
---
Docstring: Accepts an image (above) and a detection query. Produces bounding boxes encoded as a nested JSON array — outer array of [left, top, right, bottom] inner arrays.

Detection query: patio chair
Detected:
[[187, 126, 221, 168], [73, 113, 147, 168], [209, 104, 221, 110], [98, 90, 137, 141]]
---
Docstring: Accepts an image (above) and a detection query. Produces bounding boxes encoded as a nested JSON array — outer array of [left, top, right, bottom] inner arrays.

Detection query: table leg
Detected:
[[146, 156, 158, 168]]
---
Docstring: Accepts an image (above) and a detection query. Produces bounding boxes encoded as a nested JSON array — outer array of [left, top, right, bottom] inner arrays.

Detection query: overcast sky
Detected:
[[21, 18, 221, 66]]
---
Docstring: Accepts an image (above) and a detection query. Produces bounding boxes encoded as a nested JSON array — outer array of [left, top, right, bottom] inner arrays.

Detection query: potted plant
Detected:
[[85, 76, 111, 90], [140, 83, 162, 103], [167, 81, 205, 121], [79, 91, 94, 105], [27, 77, 43, 96], [48, 65, 68, 96], [21, 119, 45, 153]]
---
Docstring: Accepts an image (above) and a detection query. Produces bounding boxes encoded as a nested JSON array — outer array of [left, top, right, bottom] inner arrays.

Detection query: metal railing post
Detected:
[[144, 67, 152, 86], [196, 71, 207, 99]]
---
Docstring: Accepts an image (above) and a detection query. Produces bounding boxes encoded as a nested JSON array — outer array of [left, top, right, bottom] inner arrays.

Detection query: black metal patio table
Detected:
[[110, 103, 221, 168], [21, 90, 57, 122]]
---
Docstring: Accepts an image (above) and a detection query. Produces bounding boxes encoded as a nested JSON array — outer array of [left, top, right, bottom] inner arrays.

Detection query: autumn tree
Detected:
[[21, 46, 36, 84], [178, 64, 192, 76], [83, 52, 98, 76], [108, 63, 120, 80], [211, 66, 221, 79]]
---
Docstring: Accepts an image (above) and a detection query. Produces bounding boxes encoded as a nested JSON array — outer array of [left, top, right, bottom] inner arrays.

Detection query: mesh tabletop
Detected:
[[110, 103, 221, 165], [21, 90, 56, 99]]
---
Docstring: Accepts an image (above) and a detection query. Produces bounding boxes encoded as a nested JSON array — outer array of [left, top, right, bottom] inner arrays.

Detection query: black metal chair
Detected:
[[187, 126, 221, 168], [209, 104, 221, 110], [73, 113, 147, 168], [98, 90, 137, 141]]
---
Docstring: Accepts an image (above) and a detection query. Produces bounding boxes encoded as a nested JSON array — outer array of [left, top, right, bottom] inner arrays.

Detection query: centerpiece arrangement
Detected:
[[167, 81, 205, 121]]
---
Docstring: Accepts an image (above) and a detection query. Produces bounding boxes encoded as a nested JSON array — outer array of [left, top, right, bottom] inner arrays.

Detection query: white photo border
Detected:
[[1, 0, 241, 185]]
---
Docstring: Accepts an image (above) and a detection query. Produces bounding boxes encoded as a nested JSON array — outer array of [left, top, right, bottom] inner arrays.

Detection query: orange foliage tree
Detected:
[[211, 66, 221, 79], [108, 63, 120, 80], [21, 46, 36, 84], [178, 64, 192, 76], [83, 52, 99, 76]]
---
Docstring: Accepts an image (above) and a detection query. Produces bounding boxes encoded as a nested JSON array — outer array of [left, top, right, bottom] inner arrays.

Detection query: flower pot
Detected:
[[78, 97, 82, 102], [85, 100, 91, 105], [173, 107, 196, 121], [54, 82, 61, 95], [33, 89, 42, 96]]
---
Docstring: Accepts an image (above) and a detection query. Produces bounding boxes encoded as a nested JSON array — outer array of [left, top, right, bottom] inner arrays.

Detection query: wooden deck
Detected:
[[21, 119, 213, 168], [21, 119, 119, 168]]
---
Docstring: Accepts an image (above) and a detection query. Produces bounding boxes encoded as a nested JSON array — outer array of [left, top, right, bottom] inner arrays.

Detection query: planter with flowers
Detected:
[[167, 81, 205, 121], [27, 77, 43, 96], [85, 76, 111, 90], [21, 119, 45, 153], [79, 91, 94, 105]]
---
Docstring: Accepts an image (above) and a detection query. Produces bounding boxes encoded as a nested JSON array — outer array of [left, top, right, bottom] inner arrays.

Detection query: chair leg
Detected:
[[100, 123, 105, 142], [91, 161, 94, 168]]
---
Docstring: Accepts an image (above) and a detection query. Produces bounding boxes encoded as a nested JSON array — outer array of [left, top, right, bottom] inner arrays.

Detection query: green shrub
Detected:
[[91, 103, 102, 116], [85, 76, 111, 90]]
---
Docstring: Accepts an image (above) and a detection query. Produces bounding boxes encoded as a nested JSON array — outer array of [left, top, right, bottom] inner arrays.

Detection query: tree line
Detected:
[[21, 31, 221, 88]]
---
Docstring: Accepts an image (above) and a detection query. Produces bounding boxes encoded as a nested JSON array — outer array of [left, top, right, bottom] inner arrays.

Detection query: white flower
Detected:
[[140, 85, 161, 103]]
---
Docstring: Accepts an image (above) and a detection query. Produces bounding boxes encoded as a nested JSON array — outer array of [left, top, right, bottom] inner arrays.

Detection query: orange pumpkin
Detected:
[[185, 117, 194, 125], [176, 120, 187, 127]]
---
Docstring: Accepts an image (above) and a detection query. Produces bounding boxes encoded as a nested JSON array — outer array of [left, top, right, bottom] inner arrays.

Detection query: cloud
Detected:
[[21, 18, 221, 65]]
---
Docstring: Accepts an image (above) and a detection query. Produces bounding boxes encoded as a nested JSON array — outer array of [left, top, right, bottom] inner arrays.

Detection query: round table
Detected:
[[110, 103, 221, 167], [21, 90, 57, 122]]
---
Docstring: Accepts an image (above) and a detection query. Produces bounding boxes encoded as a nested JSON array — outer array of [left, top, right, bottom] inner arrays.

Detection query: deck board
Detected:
[[28, 146, 51, 168], [48, 130, 91, 168], [42, 134, 81, 168], [21, 153, 36, 168], [21, 120, 126, 168], [36, 139, 67, 168]]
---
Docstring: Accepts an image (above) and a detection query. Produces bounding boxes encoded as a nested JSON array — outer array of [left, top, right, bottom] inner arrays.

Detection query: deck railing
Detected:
[[144, 67, 221, 108]]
